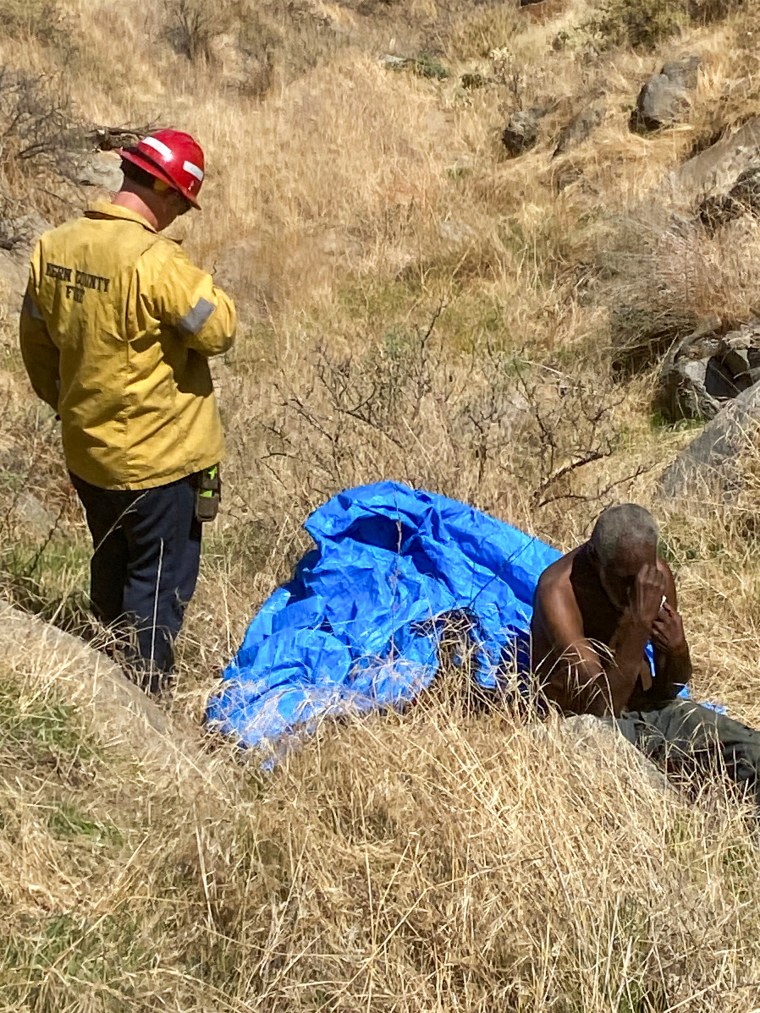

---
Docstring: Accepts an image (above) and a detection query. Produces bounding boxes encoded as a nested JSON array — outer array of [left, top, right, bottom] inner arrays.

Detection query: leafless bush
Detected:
[[256, 309, 452, 504], [225, 302, 641, 562], [0, 67, 81, 190], [511, 364, 651, 510], [162, 0, 237, 62]]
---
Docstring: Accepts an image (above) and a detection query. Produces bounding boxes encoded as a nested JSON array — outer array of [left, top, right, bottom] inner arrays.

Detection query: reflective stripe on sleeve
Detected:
[[22, 291, 45, 321], [179, 297, 215, 334]]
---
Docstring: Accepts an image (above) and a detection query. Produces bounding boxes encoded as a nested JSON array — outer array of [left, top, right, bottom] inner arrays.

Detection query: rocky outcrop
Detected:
[[656, 320, 760, 422], [74, 151, 123, 191], [631, 56, 700, 133], [659, 380, 760, 500], [0, 208, 51, 299], [673, 117, 760, 199]]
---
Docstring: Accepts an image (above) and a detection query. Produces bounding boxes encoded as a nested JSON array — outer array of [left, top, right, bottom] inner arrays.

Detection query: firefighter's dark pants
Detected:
[[608, 700, 760, 809], [71, 472, 202, 691]]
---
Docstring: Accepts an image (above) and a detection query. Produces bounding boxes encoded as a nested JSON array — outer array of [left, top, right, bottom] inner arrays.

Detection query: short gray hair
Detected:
[[590, 504, 658, 568]]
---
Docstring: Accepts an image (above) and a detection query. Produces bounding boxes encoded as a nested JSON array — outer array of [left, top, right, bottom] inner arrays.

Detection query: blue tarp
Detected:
[[206, 481, 563, 750]]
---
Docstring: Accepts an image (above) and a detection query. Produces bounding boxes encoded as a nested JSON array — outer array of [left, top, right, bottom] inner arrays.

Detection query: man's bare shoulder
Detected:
[[535, 545, 582, 599]]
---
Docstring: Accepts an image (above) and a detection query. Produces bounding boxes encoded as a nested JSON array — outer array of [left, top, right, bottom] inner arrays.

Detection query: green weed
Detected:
[[46, 801, 121, 843]]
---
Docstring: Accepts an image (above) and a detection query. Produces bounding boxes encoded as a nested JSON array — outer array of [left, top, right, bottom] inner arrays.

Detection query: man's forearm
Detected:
[[602, 613, 652, 713], [557, 650, 643, 717], [659, 643, 692, 691]]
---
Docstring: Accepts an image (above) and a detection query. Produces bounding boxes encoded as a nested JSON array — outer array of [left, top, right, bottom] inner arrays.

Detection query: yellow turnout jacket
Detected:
[[19, 202, 236, 489]]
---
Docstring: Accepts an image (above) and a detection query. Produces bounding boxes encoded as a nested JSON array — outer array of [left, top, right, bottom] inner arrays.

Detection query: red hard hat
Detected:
[[119, 129, 205, 208]]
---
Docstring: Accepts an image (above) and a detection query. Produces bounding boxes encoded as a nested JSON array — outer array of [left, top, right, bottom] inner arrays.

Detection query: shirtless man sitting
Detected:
[[531, 503, 760, 808]]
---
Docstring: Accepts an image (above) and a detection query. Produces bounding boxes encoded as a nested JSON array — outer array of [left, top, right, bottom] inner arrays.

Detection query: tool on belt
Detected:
[[195, 464, 221, 522]]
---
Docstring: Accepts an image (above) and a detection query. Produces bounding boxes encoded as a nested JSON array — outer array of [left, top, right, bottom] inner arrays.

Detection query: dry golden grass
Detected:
[[2, 637, 760, 1012], [2, 0, 760, 1008]]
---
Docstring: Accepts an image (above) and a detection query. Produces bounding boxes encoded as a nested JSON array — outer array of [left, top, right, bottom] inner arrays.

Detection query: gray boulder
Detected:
[[75, 151, 123, 191], [656, 320, 760, 422], [660, 379, 760, 500], [0, 600, 224, 797], [0, 208, 49, 254], [0, 208, 50, 299], [631, 56, 700, 133], [502, 106, 548, 157], [673, 117, 760, 200], [14, 491, 58, 539], [660, 55, 701, 90]]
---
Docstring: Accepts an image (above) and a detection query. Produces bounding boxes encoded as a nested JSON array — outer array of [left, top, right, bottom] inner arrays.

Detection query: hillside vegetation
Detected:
[[1, 0, 760, 1009]]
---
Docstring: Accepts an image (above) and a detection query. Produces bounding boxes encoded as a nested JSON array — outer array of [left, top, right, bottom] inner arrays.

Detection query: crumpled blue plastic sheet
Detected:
[[205, 481, 697, 755], [206, 482, 562, 751]]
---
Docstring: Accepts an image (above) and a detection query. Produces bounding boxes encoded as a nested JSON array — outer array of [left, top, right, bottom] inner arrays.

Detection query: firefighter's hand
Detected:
[[651, 601, 687, 655]]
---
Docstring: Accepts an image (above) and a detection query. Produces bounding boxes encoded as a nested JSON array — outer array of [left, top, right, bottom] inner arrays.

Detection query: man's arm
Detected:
[[148, 244, 237, 357], [19, 285, 60, 411], [646, 561, 692, 701], [533, 563, 667, 717]]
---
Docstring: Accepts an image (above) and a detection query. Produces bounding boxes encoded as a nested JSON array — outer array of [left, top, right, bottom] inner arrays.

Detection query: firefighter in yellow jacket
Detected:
[[19, 129, 237, 692]]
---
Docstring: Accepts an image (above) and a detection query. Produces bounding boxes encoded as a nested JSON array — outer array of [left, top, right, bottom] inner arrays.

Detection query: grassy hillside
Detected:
[[1, 0, 760, 1009]]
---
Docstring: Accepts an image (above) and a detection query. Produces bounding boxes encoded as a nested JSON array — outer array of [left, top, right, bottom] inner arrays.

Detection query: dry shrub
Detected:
[[445, 4, 523, 61], [688, 0, 748, 22], [601, 207, 760, 371], [580, 0, 689, 50], [161, 0, 237, 61], [0, 67, 81, 206], [580, 0, 747, 51], [211, 308, 648, 601], [0, 0, 68, 47]]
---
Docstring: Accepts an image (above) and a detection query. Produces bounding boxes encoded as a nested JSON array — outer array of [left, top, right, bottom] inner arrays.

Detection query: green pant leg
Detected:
[[612, 700, 760, 808]]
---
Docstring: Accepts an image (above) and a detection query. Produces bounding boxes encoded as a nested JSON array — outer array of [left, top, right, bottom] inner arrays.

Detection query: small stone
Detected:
[[380, 54, 409, 70], [502, 106, 547, 157]]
